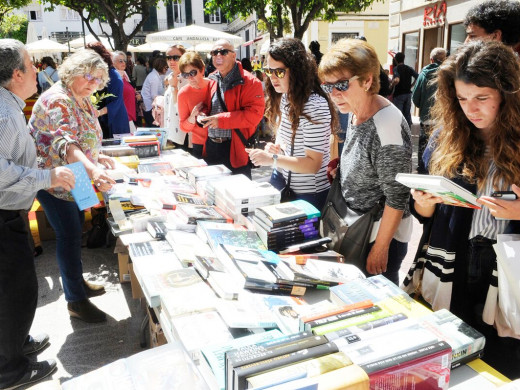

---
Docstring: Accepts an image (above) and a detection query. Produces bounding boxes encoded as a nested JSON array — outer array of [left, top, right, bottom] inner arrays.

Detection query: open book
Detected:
[[395, 173, 481, 209]]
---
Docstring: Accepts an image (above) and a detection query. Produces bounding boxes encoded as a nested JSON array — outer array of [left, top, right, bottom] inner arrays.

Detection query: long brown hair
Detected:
[[264, 38, 338, 137], [429, 40, 520, 190]]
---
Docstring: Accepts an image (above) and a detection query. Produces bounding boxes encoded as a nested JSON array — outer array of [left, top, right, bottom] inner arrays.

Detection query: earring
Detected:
[[364, 87, 369, 92]]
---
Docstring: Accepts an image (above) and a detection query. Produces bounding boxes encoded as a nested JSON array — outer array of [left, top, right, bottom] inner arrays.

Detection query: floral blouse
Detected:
[[29, 81, 102, 201]]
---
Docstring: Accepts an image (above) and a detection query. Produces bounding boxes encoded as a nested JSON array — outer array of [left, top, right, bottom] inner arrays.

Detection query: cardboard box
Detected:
[[129, 263, 144, 300], [118, 253, 131, 283], [147, 306, 167, 348], [35, 209, 56, 241]]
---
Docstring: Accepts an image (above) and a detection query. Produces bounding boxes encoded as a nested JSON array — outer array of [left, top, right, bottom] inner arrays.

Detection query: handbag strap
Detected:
[[286, 138, 295, 187], [216, 82, 250, 147], [333, 164, 385, 211]]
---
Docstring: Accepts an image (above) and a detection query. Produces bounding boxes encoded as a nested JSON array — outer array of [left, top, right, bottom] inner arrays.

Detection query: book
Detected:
[[203, 229, 266, 252], [67, 162, 99, 210], [127, 240, 174, 260], [196, 220, 247, 243], [273, 300, 337, 335], [216, 298, 278, 329], [323, 313, 409, 341], [282, 257, 365, 286], [176, 204, 233, 225], [245, 351, 353, 389], [186, 164, 232, 186], [222, 245, 278, 284], [137, 161, 174, 175], [173, 192, 208, 205], [312, 306, 392, 335], [146, 221, 168, 240], [254, 200, 321, 229], [395, 173, 481, 209], [201, 330, 283, 390]]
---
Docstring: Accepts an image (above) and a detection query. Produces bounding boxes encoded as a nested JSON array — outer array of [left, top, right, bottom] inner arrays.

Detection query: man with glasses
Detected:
[[0, 39, 75, 390], [200, 39, 264, 178]]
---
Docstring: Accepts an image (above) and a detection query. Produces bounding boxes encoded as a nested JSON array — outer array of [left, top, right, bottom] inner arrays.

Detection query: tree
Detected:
[[205, 0, 382, 40], [0, 0, 31, 26], [0, 14, 28, 42], [42, 0, 162, 51]]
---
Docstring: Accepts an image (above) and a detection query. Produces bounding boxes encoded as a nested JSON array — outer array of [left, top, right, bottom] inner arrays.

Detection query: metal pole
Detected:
[[66, 27, 71, 53], [82, 14, 87, 47]]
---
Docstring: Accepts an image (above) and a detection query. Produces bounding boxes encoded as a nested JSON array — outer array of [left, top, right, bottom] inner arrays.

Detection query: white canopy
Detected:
[[26, 39, 73, 54], [127, 42, 172, 53], [146, 25, 243, 48], [69, 34, 114, 49], [26, 22, 38, 44]]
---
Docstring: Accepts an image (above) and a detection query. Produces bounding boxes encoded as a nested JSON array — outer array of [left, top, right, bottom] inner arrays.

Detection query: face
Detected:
[[464, 23, 500, 44], [320, 70, 366, 114], [114, 54, 126, 71], [166, 47, 183, 72], [266, 56, 290, 94], [71, 70, 104, 99], [181, 65, 204, 88], [16, 51, 38, 99], [210, 43, 236, 75], [454, 80, 502, 135]]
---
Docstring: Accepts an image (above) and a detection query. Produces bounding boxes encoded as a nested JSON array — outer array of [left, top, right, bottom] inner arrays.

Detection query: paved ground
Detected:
[[24, 117, 423, 388]]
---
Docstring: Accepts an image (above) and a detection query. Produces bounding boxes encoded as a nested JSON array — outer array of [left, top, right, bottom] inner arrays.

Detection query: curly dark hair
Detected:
[[464, 0, 520, 47], [265, 38, 337, 137], [86, 41, 113, 67], [430, 40, 520, 191]]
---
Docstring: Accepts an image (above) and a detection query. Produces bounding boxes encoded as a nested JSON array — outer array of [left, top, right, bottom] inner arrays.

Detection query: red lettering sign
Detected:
[[424, 1, 447, 27]]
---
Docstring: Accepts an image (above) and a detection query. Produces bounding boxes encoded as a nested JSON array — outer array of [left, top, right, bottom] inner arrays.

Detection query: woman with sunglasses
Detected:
[[29, 50, 116, 323], [177, 51, 213, 158], [113, 50, 137, 131], [318, 39, 412, 285], [164, 44, 190, 149], [247, 38, 336, 211]]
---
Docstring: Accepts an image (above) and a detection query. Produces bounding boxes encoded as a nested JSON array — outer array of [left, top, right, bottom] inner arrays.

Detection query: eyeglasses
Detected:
[[116, 59, 126, 63], [262, 68, 287, 79], [320, 76, 359, 94], [210, 49, 231, 57], [166, 55, 181, 61], [84, 73, 103, 84], [181, 69, 198, 79]]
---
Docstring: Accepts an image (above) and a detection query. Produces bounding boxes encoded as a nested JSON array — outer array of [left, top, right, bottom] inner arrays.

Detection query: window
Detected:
[[402, 31, 419, 71], [173, 0, 183, 24], [27, 10, 42, 21], [60, 7, 80, 21], [448, 23, 466, 55], [209, 9, 221, 23], [331, 32, 358, 43]]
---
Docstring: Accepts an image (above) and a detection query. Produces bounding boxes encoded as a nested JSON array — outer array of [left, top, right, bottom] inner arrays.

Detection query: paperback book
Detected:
[[176, 204, 233, 225], [67, 162, 100, 210], [254, 200, 320, 229]]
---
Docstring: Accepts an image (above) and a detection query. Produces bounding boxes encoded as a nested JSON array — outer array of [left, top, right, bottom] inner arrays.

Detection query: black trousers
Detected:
[[205, 138, 251, 179], [0, 210, 37, 387]]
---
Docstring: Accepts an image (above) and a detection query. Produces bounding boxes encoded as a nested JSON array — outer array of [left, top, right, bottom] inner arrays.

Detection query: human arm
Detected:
[[477, 184, 520, 220], [412, 72, 426, 108], [178, 88, 205, 134], [247, 147, 323, 174], [65, 145, 115, 192]]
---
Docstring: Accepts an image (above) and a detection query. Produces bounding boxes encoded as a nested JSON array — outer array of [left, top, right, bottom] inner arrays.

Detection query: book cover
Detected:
[[324, 313, 409, 341], [221, 245, 279, 284], [137, 161, 174, 175], [159, 176, 197, 194], [204, 229, 265, 252], [67, 162, 100, 210], [187, 164, 232, 186], [207, 271, 242, 300], [246, 351, 353, 390], [146, 221, 168, 240], [254, 200, 320, 228], [312, 306, 393, 335], [128, 240, 174, 259], [201, 330, 283, 390], [216, 298, 277, 329], [395, 173, 481, 209], [173, 192, 208, 205], [283, 257, 365, 285], [176, 204, 232, 225]]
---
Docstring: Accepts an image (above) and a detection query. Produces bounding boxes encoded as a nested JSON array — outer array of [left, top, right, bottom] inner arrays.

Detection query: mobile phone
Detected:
[[491, 191, 518, 200]]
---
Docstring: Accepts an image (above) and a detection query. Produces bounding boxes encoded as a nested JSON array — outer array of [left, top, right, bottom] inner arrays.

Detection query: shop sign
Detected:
[[423, 1, 447, 27]]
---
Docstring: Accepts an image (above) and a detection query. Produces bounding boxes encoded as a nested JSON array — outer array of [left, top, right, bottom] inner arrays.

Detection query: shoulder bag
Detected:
[[280, 137, 297, 202], [320, 168, 385, 271]]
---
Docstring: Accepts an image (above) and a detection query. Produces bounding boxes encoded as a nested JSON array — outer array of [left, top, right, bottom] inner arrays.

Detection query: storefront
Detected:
[[388, 0, 477, 71]]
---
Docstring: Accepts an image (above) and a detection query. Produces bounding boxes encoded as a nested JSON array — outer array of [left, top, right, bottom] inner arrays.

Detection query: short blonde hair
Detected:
[[179, 51, 205, 73], [318, 39, 380, 95], [59, 49, 109, 90]]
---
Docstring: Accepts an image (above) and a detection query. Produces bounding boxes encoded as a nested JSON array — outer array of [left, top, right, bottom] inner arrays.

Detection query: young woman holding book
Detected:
[[246, 38, 336, 211], [402, 41, 520, 378], [317, 39, 413, 286]]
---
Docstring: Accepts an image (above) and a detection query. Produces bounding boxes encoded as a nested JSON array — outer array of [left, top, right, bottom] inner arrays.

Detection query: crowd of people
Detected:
[[1, 0, 520, 388]]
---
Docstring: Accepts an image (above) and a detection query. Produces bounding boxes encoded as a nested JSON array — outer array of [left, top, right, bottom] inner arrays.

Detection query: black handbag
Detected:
[[280, 136, 297, 202], [320, 170, 385, 271]]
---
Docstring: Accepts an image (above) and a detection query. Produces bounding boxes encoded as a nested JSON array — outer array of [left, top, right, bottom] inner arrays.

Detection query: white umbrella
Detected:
[[41, 26, 48, 40], [26, 39, 72, 54], [26, 22, 38, 44], [69, 34, 114, 49], [193, 43, 214, 52], [146, 24, 243, 48], [128, 42, 172, 53]]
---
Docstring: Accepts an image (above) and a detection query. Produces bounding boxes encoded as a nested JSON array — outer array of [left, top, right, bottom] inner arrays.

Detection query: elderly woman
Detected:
[[318, 39, 412, 285], [86, 42, 129, 137], [113, 50, 137, 130], [247, 38, 336, 211], [141, 57, 168, 127], [29, 49, 116, 323], [177, 51, 213, 158]]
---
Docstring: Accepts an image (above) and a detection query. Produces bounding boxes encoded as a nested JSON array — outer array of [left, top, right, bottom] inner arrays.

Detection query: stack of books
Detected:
[[253, 200, 321, 252]]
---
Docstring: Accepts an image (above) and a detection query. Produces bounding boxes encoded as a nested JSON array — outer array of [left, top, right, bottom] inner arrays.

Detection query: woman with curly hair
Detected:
[[247, 38, 336, 210], [402, 41, 520, 378]]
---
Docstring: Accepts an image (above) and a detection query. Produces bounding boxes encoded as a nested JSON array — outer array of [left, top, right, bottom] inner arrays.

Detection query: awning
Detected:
[[242, 37, 263, 47]]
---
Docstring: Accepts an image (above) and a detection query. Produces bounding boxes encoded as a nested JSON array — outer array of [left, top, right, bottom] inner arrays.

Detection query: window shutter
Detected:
[[203, 0, 210, 23]]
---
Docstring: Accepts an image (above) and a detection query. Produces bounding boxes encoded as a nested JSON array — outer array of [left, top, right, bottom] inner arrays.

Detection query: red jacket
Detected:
[[208, 62, 265, 168], [178, 79, 214, 145]]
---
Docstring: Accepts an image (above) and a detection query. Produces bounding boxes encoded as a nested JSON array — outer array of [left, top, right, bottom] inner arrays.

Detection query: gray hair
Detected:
[[112, 50, 126, 60], [0, 39, 27, 88], [430, 47, 447, 64], [59, 49, 109, 90]]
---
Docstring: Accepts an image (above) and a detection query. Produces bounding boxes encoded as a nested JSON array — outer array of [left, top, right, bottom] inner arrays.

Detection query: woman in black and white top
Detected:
[[247, 38, 336, 210]]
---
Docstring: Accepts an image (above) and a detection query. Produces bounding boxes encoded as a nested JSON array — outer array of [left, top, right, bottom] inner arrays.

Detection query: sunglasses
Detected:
[[321, 76, 359, 94], [84, 73, 103, 84], [210, 49, 231, 57], [166, 55, 181, 61], [262, 67, 287, 79], [116, 59, 126, 63], [181, 69, 198, 79]]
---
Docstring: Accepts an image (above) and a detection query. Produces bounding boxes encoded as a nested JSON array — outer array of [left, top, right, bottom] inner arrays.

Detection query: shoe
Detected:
[[2, 359, 56, 390], [33, 246, 43, 257], [83, 279, 106, 298], [67, 299, 107, 323], [22, 333, 49, 355]]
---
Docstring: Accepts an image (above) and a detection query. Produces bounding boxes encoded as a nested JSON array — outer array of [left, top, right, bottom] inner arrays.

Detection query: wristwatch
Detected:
[[272, 154, 278, 169]]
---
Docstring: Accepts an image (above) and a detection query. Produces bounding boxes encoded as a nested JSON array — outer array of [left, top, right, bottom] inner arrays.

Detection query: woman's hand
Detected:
[[167, 73, 178, 88], [264, 142, 281, 155], [411, 189, 442, 218], [91, 168, 116, 192], [50, 167, 75, 191], [188, 102, 204, 124], [97, 154, 115, 169], [477, 184, 520, 220], [246, 149, 275, 167], [365, 242, 389, 275]]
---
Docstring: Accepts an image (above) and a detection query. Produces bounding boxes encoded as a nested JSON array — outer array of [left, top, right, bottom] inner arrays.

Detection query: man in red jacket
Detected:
[[201, 39, 265, 178]]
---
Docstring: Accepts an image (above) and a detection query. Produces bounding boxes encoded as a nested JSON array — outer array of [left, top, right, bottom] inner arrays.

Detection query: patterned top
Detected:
[[29, 81, 102, 202]]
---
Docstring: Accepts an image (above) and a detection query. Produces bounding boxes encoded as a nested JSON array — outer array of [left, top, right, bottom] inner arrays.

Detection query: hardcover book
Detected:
[[67, 162, 100, 210], [186, 164, 232, 186], [283, 257, 365, 285], [204, 229, 265, 252], [395, 173, 481, 209], [176, 204, 232, 225], [173, 192, 208, 205], [137, 161, 174, 175], [254, 200, 321, 228]]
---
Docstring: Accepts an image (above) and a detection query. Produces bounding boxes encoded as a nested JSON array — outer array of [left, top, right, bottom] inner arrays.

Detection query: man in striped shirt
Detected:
[[0, 39, 75, 390]]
